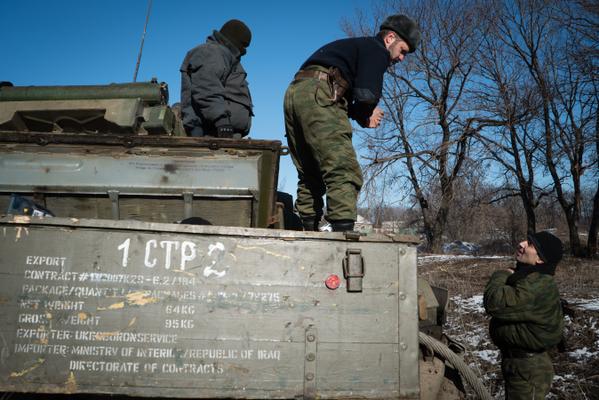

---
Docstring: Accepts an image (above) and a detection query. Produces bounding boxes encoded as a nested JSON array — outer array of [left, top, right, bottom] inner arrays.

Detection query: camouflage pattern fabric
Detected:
[[283, 69, 363, 222], [484, 270, 564, 351], [484, 270, 563, 398], [502, 352, 554, 399]]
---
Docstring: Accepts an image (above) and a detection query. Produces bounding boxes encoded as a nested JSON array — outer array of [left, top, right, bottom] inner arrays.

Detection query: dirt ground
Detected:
[[418, 255, 599, 399]]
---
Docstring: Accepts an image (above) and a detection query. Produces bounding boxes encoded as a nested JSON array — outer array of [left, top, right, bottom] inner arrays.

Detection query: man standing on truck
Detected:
[[283, 15, 420, 232], [483, 231, 565, 399], [180, 19, 253, 138]]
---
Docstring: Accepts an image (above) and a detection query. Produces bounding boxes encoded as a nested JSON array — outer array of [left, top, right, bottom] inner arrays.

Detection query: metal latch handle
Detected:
[[343, 248, 364, 292]]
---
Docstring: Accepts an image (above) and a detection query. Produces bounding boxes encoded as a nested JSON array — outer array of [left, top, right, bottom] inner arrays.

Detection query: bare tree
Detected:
[[345, 0, 597, 256], [561, 0, 599, 257], [493, 0, 597, 256], [348, 0, 488, 252], [473, 21, 547, 235]]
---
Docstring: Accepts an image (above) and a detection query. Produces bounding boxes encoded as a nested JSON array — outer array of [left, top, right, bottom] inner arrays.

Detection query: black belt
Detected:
[[501, 348, 545, 359]]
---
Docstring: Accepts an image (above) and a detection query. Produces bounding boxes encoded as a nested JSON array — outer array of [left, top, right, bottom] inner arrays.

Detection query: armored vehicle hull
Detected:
[[0, 81, 489, 399], [0, 216, 421, 399]]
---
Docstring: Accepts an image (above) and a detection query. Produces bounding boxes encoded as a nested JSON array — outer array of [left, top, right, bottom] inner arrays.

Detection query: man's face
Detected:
[[515, 240, 544, 265], [384, 32, 410, 64]]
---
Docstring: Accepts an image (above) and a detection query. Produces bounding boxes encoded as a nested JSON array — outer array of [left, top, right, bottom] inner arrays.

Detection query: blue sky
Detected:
[[1, 0, 374, 196]]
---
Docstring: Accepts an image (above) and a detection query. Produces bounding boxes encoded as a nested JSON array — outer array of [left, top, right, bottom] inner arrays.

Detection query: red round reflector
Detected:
[[325, 274, 340, 290]]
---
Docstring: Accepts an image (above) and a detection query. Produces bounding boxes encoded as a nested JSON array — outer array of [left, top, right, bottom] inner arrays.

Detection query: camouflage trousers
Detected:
[[501, 352, 554, 399], [283, 68, 363, 222]]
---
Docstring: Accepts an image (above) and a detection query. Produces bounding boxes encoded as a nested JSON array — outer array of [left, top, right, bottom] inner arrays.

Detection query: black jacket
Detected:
[[302, 36, 391, 126]]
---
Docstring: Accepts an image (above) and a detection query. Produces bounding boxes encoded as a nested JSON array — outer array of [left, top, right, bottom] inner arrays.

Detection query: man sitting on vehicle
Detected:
[[180, 19, 253, 139]]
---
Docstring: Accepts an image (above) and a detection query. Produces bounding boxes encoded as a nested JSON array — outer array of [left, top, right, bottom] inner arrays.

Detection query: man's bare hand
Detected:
[[367, 107, 384, 128]]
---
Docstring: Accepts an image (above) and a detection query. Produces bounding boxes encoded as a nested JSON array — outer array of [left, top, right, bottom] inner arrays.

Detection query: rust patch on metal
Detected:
[[228, 364, 250, 374], [14, 226, 29, 242], [95, 331, 119, 340], [126, 291, 159, 306], [98, 291, 158, 311], [65, 371, 78, 393], [10, 358, 45, 378], [98, 302, 125, 311], [12, 216, 31, 224]]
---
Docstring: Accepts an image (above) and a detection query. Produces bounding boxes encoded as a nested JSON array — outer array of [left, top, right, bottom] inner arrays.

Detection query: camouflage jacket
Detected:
[[483, 269, 563, 352], [180, 31, 253, 136]]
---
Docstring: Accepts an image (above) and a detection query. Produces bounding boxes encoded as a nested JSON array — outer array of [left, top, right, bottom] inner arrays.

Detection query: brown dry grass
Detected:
[[418, 255, 599, 399]]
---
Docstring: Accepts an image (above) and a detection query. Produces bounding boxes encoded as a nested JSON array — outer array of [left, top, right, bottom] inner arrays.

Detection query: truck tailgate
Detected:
[[0, 216, 419, 399]]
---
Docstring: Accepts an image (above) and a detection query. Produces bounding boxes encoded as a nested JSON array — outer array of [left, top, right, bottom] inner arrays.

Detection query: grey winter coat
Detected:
[[180, 31, 253, 136]]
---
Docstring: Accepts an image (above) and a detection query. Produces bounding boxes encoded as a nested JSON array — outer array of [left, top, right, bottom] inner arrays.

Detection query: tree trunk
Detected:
[[588, 181, 599, 258], [523, 199, 536, 235], [429, 186, 451, 255], [588, 115, 599, 258]]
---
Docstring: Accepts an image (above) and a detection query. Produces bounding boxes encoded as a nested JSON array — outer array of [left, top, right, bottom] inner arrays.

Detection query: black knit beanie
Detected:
[[506, 231, 563, 286], [219, 19, 251, 54], [528, 231, 563, 266]]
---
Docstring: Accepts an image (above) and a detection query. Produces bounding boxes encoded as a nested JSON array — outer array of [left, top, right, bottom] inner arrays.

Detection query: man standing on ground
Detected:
[[484, 231, 565, 399], [284, 15, 420, 232], [180, 19, 253, 138]]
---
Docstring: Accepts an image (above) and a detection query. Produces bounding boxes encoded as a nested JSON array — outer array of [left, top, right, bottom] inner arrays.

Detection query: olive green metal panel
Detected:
[[141, 105, 178, 135], [0, 81, 172, 134], [0, 145, 261, 194], [0, 216, 419, 399], [0, 99, 143, 133], [0, 134, 281, 228], [0, 82, 168, 104]]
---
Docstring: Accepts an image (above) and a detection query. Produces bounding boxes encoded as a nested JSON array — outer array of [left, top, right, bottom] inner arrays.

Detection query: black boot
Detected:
[[330, 220, 355, 232], [301, 216, 319, 231]]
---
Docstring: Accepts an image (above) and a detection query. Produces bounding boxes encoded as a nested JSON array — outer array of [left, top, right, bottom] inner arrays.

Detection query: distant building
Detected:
[[373, 219, 420, 235], [354, 215, 373, 233]]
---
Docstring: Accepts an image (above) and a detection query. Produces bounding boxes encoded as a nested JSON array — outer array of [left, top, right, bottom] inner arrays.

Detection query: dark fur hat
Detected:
[[380, 14, 420, 53]]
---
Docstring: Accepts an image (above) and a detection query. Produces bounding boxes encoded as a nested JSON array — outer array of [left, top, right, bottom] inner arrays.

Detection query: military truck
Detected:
[[0, 80, 490, 399]]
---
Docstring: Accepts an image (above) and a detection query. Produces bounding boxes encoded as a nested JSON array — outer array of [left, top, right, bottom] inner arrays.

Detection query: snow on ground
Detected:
[[451, 295, 485, 314], [568, 346, 599, 361], [418, 254, 509, 264], [473, 348, 499, 363], [567, 298, 599, 311], [419, 252, 599, 397]]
